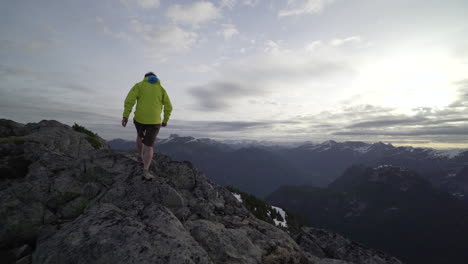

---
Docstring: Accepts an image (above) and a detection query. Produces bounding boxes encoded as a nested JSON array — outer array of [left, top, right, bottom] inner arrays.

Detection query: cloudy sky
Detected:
[[1, 0, 467, 148]]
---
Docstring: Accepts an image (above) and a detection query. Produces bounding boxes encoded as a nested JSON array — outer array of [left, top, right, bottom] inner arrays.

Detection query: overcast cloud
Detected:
[[1, 0, 468, 148]]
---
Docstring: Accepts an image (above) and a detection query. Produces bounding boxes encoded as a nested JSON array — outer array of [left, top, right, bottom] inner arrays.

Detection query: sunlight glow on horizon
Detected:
[[350, 49, 463, 113]]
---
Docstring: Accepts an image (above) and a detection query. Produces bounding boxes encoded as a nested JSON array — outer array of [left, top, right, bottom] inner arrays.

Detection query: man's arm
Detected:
[[122, 84, 138, 127], [161, 88, 172, 127]]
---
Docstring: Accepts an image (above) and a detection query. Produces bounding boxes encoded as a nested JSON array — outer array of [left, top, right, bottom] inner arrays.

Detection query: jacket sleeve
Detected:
[[162, 88, 173, 123], [123, 84, 138, 118]]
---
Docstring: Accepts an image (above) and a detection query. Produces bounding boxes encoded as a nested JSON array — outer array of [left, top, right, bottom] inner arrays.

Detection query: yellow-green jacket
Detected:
[[123, 77, 172, 124]]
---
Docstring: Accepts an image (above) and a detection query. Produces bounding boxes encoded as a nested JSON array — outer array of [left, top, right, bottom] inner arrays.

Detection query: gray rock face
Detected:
[[33, 203, 212, 264], [0, 120, 403, 264], [0, 119, 25, 137], [295, 227, 403, 264], [0, 120, 314, 264]]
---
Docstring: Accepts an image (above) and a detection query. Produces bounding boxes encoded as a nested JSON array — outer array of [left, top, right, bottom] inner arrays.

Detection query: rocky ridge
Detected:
[[0, 119, 403, 264]]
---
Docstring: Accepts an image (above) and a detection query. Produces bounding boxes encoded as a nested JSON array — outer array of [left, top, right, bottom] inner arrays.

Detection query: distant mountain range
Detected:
[[109, 135, 310, 197], [109, 135, 468, 200], [266, 165, 468, 264]]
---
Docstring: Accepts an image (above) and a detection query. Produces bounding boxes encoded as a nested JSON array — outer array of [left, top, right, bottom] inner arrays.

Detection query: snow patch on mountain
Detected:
[[231, 190, 288, 229], [231, 192, 243, 203], [354, 145, 372, 153], [429, 148, 466, 159], [297, 141, 397, 154], [446, 173, 457, 178], [158, 135, 467, 161], [375, 165, 393, 170], [271, 206, 288, 228]]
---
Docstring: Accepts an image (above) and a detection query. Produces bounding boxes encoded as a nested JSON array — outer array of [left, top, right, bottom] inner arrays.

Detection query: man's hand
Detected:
[[122, 117, 128, 127], [162, 122, 167, 127]]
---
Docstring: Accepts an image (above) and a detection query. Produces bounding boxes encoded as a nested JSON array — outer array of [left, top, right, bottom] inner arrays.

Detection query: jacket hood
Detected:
[[145, 76, 159, 84]]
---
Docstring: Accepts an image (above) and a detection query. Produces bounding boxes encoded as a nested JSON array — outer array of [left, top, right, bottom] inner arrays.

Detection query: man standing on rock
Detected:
[[122, 72, 172, 180]]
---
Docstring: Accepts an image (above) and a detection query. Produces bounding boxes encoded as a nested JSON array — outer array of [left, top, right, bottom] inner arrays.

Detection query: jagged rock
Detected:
[[33, 203, 213, 264], [0, 120, 318, 264], [187, 219, 263, 263], [295, 229, 327, 258], [296, 227, 403, 264], [0, 119, 25, 137], [160, 184, 185, 208], [16, 255, 31, 264], [14, 244, 32, 259]]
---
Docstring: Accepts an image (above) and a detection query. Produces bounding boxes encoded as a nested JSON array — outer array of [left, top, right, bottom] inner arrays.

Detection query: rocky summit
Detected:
[[0, 119, 403, 264]]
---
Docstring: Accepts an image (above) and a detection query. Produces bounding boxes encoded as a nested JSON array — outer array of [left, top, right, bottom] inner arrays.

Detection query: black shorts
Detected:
[[133, 119, 161, 147]]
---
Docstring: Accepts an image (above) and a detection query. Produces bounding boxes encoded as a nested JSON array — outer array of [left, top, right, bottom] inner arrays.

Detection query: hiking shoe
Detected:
[[143, 169, 155, 180]]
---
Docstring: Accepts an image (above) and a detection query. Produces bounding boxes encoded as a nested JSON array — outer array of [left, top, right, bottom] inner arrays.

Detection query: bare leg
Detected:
[[136, 136, 143, 159], [143, 145, 154, 170]]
